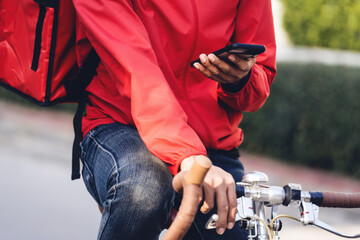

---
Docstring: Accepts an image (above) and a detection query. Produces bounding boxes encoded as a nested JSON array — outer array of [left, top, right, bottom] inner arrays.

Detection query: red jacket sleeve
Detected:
[[72, 0, 207, 175], [217, 0, 277, 112]]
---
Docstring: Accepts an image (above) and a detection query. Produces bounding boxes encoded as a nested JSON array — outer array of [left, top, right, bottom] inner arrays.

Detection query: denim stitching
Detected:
[[88, 133, 120, 240]]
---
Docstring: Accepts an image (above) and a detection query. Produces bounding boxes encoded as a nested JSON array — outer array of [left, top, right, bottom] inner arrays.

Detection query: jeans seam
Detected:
[[88, 133, 120, 240], [81, 133, 103, 204]]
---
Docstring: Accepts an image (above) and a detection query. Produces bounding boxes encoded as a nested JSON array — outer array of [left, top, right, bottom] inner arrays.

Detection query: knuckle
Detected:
[[224, 172, 233, 182], [203, 70, 212, 78], [238, 63, 247, 72], [218, 203, 229, 212], [216, 215, 227, 224], [222, 67, 232, 75], [246, 62, 252, 71], [230, 201, 237, 209], [216, 179, 226, 188], [210, 67, 221, 76], [231, 57, 240, 64]]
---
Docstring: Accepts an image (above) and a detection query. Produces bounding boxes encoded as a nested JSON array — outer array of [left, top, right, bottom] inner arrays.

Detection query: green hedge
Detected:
[[281, 0, 360, 51], [241, 63, 360, 179]]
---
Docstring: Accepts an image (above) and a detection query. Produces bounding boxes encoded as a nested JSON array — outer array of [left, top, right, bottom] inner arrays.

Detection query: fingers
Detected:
[[193, 54, 233, 84], [200, 167, 237, 235], [215, 175, 237, 235], [193, 55, 221, 83], [215, 183, 229, 235], [227, 180, 237, 229], [172, 171, 187, 193], [228, 53, 256, 73], [200, 181, 214, 214], [193, 53, 255, 84]]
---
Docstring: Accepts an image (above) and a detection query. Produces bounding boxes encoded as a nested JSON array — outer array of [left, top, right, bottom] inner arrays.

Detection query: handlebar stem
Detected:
[[255, 201, 269, 240]]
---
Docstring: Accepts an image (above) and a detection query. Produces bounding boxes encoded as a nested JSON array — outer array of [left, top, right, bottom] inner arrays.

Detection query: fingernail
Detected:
[[193, 63, 200, 69], [200, 54, 207, 63], [227, 222, 234, 229], [200, 206, 209, 213], [208, 54, 216, 62], [228, 55, 236, 62], [217, 228, 225, 235]]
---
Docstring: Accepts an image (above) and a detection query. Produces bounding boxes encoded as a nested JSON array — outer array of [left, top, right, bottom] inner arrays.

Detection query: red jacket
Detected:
[[73, 0, 277, 175]]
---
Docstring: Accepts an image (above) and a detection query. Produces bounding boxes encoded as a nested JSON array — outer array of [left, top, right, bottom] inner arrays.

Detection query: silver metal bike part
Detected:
[[300, 201, 360, 238], [299, 201, 317, 224], [263, 186, 286, 206], [314, 219, 360, 238], [301, 190, 312, 203], [248, 219, 258, 240], [288, 183, 302, 207], [237, 196, 255, 220], [254, 201, 268, 240], [205, 196, 254, 229], [204, 171, 360, 239], [271, 205, 282, 240], [242, 171, 269, 185], [205, 214, 218, 229]]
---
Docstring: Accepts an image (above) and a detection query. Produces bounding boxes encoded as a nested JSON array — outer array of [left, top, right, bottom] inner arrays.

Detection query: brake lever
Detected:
[[205, 196, 254, 229], [301, 201, 360, 238], [313, 219, 360, 239]]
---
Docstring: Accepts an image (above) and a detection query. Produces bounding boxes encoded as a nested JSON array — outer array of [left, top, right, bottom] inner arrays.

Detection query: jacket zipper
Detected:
[[183, 0, 216, 149], [31, 0, 59, 103], [31, 4, 46, 71], [44, 3, 59, 103]]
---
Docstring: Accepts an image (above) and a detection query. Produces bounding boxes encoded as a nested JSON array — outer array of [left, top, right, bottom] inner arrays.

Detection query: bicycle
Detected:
[[205, 171, 360, 240], [161, 157, 360, 240]]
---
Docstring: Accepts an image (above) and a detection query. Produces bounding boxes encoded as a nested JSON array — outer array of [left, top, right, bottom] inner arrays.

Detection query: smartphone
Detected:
[[190, 43, 266, 67]]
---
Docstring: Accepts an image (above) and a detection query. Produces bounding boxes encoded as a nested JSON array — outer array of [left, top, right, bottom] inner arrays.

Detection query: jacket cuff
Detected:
[[167, 151, 207, 176], [221, 69, 252, 93]]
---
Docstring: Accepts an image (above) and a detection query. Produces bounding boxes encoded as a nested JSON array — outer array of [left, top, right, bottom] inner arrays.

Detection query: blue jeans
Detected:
[[80, 123, 247, 240]]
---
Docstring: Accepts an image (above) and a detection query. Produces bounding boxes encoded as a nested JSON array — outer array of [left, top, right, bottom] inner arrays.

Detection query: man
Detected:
[[73, 0, 276, 239]]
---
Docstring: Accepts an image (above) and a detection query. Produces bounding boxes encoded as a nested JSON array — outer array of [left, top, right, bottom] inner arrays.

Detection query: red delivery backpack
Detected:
[[0, 0, 100, 180]]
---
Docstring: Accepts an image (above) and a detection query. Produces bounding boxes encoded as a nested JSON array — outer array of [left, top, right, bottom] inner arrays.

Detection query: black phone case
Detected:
[[190, 43, 265, 67]]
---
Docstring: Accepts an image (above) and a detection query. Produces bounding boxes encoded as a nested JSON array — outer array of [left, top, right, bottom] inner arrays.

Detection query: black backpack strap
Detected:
[[65, 48, 100, 100], [70, 48, 100, 180], [71, 93, 88, 180]]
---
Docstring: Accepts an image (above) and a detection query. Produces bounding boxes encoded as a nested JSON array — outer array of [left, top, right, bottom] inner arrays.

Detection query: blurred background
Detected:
[[1, 0, 360, 239]]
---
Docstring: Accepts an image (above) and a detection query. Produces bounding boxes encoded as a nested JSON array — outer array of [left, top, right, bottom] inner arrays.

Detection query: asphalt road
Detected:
[[0, 102, 100, 240], [1, 101, 359, 240]]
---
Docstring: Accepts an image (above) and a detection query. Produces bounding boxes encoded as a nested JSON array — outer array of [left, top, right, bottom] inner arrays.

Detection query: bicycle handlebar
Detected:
[[316, 192, 360, 208], [236, 185, 360, 208], [207, 171, 360, 239]]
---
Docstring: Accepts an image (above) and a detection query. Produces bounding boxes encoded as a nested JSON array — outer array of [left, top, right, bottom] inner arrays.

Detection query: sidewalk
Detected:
[[1, 101, 359, 240]]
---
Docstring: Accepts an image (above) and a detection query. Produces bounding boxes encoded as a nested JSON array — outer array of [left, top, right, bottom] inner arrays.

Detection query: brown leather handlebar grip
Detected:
[[184, 156, 212, 185], [321, 192, 360, 208], [162, 156, 212, 240]]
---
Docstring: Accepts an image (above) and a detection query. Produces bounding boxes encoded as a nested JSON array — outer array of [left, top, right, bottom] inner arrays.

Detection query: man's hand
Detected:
[[193, 53, 256, 85], [181, 155, 237, 235]]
